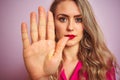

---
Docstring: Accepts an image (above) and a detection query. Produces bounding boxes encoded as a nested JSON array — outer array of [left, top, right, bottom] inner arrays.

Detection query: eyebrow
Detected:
[[74, 14, 82, 17], [57, 14, 82, 17]]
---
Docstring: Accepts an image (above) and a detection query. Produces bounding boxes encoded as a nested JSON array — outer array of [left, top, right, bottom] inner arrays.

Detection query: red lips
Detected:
[[65, 35, 76, 39]]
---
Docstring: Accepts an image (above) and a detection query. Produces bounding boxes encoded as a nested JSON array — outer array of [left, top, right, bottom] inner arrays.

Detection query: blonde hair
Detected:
[[50, 0, 119, 80]]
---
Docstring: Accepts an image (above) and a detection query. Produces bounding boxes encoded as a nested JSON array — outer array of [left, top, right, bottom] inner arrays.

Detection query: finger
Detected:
[[38, 6, 46, 40], [47, 11, 55, 40], [21, 22, 30, 49], [54, 37, 69, 59], [30, 12, 38, 43]]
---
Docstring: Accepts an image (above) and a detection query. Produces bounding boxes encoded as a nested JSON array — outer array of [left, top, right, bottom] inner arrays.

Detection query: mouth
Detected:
[[65, 34, 76, 40]]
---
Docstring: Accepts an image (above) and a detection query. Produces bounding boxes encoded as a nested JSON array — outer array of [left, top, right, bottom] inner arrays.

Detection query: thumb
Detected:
[[54, 37, 69, 59]]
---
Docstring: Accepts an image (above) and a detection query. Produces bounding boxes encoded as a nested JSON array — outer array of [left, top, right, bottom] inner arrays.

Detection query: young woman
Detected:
[[21, 0, 119, 80]]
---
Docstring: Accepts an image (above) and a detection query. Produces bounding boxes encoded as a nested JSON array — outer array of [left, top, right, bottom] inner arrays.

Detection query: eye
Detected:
[[75, 18, 82, 23], [58, 17, 67, 23]]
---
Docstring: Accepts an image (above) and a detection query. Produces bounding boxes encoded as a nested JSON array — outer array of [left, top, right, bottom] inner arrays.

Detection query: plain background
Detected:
[[0, 0, 120, 80]]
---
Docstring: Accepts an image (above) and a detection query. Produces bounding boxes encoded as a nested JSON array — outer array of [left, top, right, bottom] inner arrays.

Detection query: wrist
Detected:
[[39, 76, 49, 80], [32, 75, 50, 80]]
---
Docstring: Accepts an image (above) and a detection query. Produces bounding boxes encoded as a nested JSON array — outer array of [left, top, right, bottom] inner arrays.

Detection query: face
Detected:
[[54, 0, 84, 47]]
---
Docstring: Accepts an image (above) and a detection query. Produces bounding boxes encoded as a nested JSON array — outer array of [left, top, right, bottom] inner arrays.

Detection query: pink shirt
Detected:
[[59, 61, 115, 80]]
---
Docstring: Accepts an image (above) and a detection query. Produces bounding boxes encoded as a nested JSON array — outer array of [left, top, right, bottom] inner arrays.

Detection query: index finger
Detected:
[[47, 11, 55, 40]]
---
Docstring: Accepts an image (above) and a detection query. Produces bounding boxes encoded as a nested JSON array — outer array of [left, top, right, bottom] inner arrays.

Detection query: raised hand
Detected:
[[21, 7, 68, 80]]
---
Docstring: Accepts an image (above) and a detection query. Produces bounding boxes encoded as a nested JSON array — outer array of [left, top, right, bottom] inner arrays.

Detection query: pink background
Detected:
[[0, 0, 120, 80]]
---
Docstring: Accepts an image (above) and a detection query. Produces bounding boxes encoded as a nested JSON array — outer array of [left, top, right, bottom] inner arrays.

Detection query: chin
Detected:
[[65, 40, 79, 47]]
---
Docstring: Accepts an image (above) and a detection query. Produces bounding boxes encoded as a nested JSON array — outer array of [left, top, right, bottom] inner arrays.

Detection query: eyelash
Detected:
[[75, 18, 82, 23], [58, 17, 82, 23], [58, 17, 67, 23]]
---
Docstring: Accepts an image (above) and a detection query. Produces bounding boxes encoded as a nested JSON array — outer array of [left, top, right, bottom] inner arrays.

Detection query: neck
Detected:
[[63, 43, 79, 62]]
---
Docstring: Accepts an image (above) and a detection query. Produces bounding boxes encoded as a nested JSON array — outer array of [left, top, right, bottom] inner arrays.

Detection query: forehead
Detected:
[[55, 0, 81, 15]]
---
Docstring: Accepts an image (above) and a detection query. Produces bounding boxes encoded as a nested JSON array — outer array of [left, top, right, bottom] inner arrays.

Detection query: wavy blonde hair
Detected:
[[50, 0, 119, 80]]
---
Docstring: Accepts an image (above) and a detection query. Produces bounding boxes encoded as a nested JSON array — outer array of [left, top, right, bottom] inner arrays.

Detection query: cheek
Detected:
[[55, 25, 66, 39], [76, 25, 84, 37], [79, 27, 84, 34], [54, 18, 67, 39]]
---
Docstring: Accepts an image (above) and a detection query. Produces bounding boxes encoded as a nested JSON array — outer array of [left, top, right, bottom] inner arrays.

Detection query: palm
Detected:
[[21, 7, 68, 79], [23, 40, 55, 78]]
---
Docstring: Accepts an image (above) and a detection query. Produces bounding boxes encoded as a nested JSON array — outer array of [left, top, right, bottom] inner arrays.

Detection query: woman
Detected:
[[21, 0, 119, 80]]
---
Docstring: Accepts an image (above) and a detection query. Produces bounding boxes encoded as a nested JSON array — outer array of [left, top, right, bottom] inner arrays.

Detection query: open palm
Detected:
[[21, 7, 68, 80]]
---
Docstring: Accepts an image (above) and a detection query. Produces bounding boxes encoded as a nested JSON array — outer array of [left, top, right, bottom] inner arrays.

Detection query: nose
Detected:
[[67, 19, 74, 31]]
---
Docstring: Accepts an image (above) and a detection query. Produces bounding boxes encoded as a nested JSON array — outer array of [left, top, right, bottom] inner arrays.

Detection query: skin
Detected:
[[21, 7, 69, 80], [21, 0, 84, 80], [55, 1, 84, 79]]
